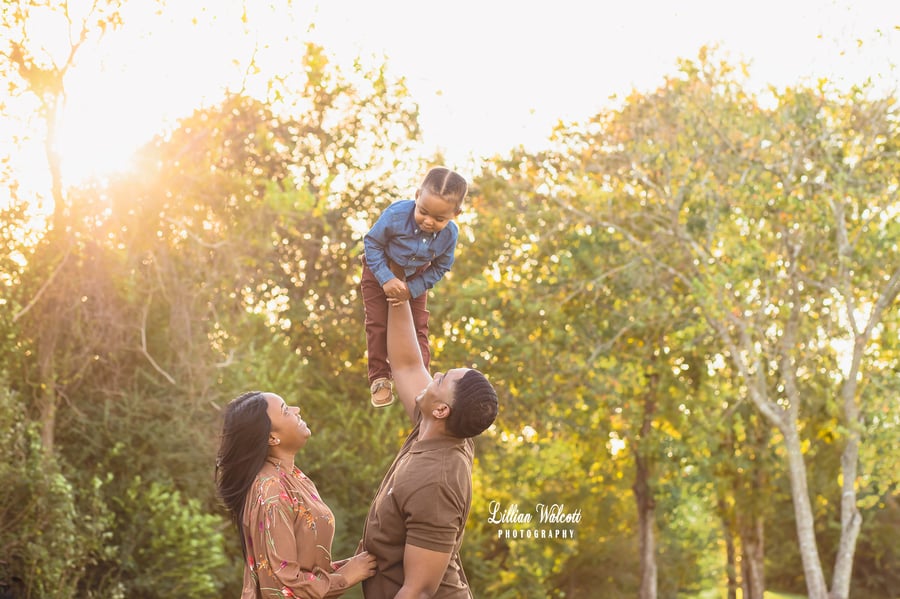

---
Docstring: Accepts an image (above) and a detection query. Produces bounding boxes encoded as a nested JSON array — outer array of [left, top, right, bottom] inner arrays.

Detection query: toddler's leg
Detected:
[[360, 259, 394, 407]]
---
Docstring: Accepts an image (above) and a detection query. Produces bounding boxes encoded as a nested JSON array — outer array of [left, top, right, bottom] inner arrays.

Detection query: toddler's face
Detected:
[[414, 190, 459, 234]]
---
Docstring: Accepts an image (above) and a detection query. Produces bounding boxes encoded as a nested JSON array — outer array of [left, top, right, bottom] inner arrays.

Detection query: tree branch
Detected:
[[12, 249, 71, 323], [140, 296, 176, 385]]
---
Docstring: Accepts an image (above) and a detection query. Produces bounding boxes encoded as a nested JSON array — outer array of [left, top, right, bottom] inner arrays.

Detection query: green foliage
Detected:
[[848, 492, 900, 599], [0, 382, 114, 599], [556, 47, 900, 598], [464, 431, 595, 598], [2, 21, 424, 598], [107, 477, 231, 599]]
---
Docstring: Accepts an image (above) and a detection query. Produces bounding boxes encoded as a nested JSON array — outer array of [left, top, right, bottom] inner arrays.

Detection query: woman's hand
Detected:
[[336, 550, 377, 585], [330, 558, 349, 570]]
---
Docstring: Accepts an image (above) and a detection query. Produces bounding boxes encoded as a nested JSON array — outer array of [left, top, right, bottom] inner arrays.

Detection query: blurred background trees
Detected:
[[1, 2, 898, 598]]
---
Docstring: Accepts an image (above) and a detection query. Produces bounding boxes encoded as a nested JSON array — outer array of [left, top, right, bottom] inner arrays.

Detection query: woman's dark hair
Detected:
[[421, 166, 468, 211], [215, 391, 271, 557], [446, 369, 498, 438]]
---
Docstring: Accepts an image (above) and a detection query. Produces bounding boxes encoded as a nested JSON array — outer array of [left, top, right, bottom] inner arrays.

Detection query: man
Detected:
[[361, 299, 499, 598]]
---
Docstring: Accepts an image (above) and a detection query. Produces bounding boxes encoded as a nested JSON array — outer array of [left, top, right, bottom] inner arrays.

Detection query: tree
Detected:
[[436, 150, 715, 598], [83, 42, 422, 595], [570, 48, 900, 599], [1, 2, 423, 590], [1, 0, 133, 455]]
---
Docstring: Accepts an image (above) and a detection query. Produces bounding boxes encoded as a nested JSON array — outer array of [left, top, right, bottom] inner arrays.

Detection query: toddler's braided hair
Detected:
[[421, 166, 468, 210]]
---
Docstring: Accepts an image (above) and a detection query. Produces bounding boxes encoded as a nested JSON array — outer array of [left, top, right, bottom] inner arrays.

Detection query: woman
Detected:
[[217, 391, 375, 598]]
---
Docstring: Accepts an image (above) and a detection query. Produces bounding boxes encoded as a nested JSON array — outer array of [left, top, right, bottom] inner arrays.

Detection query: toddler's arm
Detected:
[[364, 210, 399, 287], [406, 242, 456, 299]]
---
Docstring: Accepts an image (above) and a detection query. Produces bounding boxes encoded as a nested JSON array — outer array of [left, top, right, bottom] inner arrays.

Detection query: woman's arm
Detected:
[[386, 300, 432, 422]]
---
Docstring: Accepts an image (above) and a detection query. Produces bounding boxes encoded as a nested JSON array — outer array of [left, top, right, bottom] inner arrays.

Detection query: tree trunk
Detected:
[[38, 92, 65, 457], [739, 515, 765, 599], [38, 349, 57, 455], [829, 425, 862, 599], [829, 335, 868, 599], [34, 273, 63, 456], [633, 450, 657, 599], [782, 427, 829, 599], [633, 372, 658, 599], [721, 511, 738, 599]]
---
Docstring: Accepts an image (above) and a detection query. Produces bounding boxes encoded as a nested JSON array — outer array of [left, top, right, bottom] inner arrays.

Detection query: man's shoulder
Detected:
[[402, 442, 472, 485]]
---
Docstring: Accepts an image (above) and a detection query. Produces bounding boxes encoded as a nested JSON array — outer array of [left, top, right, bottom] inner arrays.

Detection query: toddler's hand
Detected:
[[394, 284, 411, 302], [383, 278, 406, 299], [383, 278, 411, 301]]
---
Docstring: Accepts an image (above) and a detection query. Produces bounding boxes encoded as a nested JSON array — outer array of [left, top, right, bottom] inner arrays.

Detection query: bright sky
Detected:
[[14, 0, 900, 191]]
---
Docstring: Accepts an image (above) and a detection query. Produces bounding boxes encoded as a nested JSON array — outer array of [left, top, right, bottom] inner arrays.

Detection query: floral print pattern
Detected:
[[240, 459, 346, 599]]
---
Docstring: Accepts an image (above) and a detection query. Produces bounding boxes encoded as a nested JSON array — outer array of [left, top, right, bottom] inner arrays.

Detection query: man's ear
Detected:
[[433, 403, 451, 420]]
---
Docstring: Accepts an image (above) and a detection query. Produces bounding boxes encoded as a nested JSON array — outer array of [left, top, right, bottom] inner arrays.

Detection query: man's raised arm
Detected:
[[386, 301, 432, 423]]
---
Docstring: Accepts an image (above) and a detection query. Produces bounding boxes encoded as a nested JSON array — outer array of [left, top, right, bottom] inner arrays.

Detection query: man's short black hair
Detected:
[[446, 369, 498, 438]]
